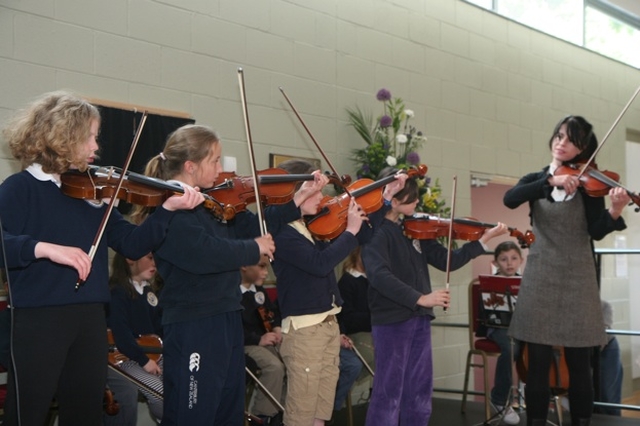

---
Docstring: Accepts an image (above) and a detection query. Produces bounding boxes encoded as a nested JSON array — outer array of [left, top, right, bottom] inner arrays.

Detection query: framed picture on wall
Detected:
[[269, 153, 321, 170]]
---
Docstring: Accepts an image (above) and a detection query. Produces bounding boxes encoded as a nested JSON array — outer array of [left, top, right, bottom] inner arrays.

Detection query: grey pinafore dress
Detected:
[[508, 193, 607, 347]]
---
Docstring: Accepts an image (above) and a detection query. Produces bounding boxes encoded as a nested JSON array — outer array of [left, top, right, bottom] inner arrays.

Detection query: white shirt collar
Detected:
[[240, 283, 258, 293], [346, 268, 367, 279], [26, 163, 61, 187], [132, 280, 150, 295]]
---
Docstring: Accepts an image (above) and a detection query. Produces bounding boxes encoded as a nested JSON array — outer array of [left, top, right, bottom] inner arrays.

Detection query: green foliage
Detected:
[[347, 89, 448, 215]]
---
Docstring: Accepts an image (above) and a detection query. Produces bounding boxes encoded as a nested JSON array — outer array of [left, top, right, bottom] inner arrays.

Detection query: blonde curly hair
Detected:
[[3, 91, 100, 174]]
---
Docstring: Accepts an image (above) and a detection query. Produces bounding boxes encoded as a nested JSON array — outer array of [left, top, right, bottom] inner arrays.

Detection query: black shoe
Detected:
[[257, 412, 283, 426], [270, 411, 283, 426]]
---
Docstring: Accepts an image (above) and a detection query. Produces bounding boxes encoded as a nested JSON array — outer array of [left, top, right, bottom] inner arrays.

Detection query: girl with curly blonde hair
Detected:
[[0, 91, 202, 425]]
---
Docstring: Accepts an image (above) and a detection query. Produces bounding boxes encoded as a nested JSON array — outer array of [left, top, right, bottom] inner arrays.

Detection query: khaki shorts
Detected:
[[280, 318, 340, 425]]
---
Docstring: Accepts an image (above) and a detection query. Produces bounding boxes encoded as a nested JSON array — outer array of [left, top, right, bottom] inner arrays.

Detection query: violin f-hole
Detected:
[[303, 206, 330, 225]]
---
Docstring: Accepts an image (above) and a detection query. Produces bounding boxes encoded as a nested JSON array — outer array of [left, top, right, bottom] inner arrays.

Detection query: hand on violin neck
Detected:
[[161, 184, 204, 211], [346, 198, 367, 235], [478, 222, 508, 245], [608, 187, 631, 219], [293, 170, 329, 207], [383, 173, 408, 201]]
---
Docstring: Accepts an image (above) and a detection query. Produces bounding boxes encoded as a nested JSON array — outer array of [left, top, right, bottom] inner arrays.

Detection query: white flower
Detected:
[[386, 156, 397, 166], [396, 134, 408, 144], [404, 109, 414, 118]]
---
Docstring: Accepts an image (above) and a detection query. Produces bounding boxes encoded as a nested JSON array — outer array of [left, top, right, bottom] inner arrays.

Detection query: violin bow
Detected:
[[245, 366, 286, 412], [76, 111, 149, 291], [443, 175, 457, 313], [576, 83, 640, 180], [237, 68, 268, 236], [278, 87, 353, 197], [351, 341, 375, 377]]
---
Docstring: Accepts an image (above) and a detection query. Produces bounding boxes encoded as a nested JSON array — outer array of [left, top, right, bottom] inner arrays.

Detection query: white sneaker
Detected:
[[493, 404, 520, 425]]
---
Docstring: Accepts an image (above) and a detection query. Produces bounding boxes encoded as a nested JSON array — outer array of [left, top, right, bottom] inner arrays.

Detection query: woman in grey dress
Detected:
[[503, 115, 630, 426]]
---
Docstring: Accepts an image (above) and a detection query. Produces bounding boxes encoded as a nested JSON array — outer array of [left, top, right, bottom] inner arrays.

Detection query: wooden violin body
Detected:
[[207, 168, 350, 217], [103, 388, 120, 416], [305, 164, 428, 241], [257, 305, 275, 333], [402, 214, 535, 248], [516, 342, 569, 391], [62, 166, 235, 221], [555, 162, 640, 211], [107, 328, 163, 366]]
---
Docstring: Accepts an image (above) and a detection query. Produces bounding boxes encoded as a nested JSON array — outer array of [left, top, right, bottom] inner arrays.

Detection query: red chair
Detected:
[[461, 279, 501, 421], [263, 284, 278, 304]]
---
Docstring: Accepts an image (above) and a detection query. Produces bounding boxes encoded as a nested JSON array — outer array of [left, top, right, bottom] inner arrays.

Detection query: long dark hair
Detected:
[[109, 253, 137, 299], [109, 253, 159, 299], [548, 115, 597, 164]]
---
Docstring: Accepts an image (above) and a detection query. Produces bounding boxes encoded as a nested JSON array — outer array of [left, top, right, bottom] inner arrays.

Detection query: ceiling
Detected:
[[605, 0, 640, 19]]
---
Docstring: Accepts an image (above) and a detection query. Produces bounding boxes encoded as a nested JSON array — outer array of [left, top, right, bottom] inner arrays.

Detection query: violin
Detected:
[[107, 328, 266, 422], [107, 328, 163, 366], [206, 168, 351, 216], [103, 388, 120, 416], [554, 162, 640, 211], [305, 164, 428, 241], [516, 342, 569, 391], [61, 165, 235, 221], [257, 304, 275, 333], [106, 329, 165, 402], [402, 213, 535, 248]]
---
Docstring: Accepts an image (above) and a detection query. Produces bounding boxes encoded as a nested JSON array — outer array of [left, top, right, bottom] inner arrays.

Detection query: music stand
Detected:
[[475, 275, 522, 426]]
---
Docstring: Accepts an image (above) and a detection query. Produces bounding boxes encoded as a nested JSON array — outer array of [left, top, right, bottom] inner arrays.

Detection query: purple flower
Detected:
[[362, 164, 370, 173], [380, 115, 392, 128], [406, 151, 420, 165], [376, 88, 391, 101], [425, 177, 431, 185]]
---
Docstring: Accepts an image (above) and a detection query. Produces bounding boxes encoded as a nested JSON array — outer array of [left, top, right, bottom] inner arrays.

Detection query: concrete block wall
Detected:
[[1, 0, 639, 401]]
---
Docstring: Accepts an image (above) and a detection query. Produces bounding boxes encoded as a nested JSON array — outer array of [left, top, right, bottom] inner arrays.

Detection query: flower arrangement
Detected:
[[347, 88, 448, 215]]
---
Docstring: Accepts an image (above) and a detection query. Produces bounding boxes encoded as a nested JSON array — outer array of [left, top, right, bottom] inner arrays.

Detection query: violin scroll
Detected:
[[103, 388, 120, 416], [510, 229, 535, 249]]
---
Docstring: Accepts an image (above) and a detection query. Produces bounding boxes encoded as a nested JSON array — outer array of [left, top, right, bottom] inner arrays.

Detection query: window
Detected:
[[464, 0, 640, 69], [585, 5, 640, 68]]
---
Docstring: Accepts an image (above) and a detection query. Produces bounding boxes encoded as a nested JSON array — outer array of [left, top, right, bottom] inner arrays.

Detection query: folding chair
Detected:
[[461, 279, 501, 421]]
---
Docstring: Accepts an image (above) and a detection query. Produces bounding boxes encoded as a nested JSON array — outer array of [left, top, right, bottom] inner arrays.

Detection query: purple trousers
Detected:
[[365, 316, 433, 426]]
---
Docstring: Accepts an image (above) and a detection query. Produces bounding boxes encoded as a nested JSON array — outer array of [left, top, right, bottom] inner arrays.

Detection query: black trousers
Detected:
[[524, 342, 593, 421], [4, 304, 107, 426]]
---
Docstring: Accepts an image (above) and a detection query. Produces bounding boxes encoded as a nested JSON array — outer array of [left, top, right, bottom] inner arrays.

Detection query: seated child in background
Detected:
[[106, 253, 164, 425], [485, 241, 523, 425], [333, 335, 363, 413], [336, 247, 374, 405], [599, 299, 623, 416], [240, 254, 285, 426]]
